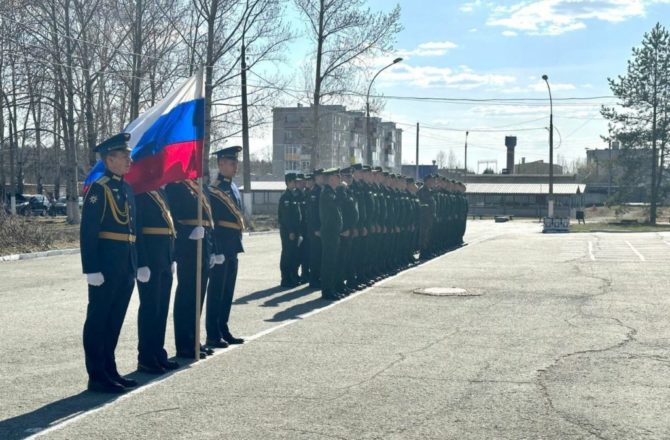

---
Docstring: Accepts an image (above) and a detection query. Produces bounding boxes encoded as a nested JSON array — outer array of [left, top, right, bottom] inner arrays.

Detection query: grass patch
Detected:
[[570, 222, 670, 233], [0, 212, 79, 255]]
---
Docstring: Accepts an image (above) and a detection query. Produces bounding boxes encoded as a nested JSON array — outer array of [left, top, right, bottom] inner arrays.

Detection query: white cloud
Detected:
[[397, 41, 459, 58], [460, 0, 482, 12], [381, 64, 517, 90], [502, 30, 518, 37], [527, 80, 576, 92], [486, 0, 656, 36]]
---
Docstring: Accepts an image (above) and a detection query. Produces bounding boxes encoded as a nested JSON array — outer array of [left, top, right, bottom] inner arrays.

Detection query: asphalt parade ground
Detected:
[[2, 220, 670, 439]]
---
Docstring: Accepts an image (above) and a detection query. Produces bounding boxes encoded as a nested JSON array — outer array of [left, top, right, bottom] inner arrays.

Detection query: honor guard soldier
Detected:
[[165, 178, 217, 359], [295, 174, 310, 283], [80, 133, 138, 393], [278, 172, 302, 287], [319, 168, 343, 300], [206, 146, 245, 347], [135, 188, 179, 374]]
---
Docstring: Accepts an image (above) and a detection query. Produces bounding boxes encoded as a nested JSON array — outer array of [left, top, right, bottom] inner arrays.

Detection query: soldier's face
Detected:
[[105, 150, 132, 175], [218, 158, 238, 178]]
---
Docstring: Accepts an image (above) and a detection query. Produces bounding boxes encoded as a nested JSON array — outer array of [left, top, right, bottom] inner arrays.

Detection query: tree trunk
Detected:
[[310, 0, 325, 170], [130, 0, 144, 120]]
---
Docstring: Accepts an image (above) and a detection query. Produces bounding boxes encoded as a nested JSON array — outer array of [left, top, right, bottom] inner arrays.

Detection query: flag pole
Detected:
[[194, 67, 205, 362]]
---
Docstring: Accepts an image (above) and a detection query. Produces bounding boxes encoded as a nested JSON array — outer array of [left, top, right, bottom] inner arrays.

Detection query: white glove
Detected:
[[209, 254, 216, 268], [189, 226, 205, 240], [297, 236, 303, 246], [86, 272, 105, 286], [171, 261, 177, 275], [215, 254, 225, 264], [137, 266, 151, 283]]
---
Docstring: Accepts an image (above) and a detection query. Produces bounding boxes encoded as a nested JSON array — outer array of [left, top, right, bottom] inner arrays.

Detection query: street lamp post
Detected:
[[542, 74, 554, 218], [366, 57, 402, 166]]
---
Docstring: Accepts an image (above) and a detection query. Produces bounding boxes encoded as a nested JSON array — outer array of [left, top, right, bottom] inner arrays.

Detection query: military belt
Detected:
[[142, 227, 174, 236], [98, 232, 136, 243], [217, 220, 242, 230], [178, 219, 213, 227]]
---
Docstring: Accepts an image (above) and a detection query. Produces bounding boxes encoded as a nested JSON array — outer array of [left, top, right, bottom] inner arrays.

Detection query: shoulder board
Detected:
[[95, 176, 110, 185]]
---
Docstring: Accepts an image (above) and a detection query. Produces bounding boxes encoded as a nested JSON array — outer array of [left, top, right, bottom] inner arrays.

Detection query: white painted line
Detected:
[[663, 241, 670, 248], [588, 241, 596, 261], [27, 231, 498, 438], [625, 240, 645, 261]]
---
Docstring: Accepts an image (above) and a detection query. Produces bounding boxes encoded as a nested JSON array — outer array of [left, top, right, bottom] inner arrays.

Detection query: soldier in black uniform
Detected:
[[319, 168, 343, 300], [165, 179, 216, 359], [307, 169, 324, 289], [278, 172, 302, 287], [206, 146, 245, 347], [135, 188, 179, 374], [336, 167, 359, 295], [299, 174, 313, 283], [80, 133, 138, 393]]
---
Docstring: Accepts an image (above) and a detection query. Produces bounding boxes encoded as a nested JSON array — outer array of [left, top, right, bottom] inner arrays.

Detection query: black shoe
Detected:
[[158, 358, 180, 370], [221, 332, 245, 345], [88, 377, 127, 394], [137, 361, 166, 375], [200, 345, 215, 355], [176, 351, 207, 359], [107, 371, 138, 388], [321, 291, 340, 301], [206, 338, 229, 349]]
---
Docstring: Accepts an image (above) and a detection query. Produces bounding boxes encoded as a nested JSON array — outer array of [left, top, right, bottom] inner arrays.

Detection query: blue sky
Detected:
[[247, 0, 670, 172]]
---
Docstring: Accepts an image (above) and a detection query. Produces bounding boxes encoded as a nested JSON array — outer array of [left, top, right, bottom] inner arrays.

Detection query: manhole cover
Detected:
[[412, 287, 480, 297]]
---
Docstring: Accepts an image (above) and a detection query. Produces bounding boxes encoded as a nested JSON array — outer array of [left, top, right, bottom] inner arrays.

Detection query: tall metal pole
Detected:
[[366, 57, 403, 166], [415, 122, 419, 180], [464, 130, 469, 184], [542, 74, 554, 217], [240, 37, 252, 216]]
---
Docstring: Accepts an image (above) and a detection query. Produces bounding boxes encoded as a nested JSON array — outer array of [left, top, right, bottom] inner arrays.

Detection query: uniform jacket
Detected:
[[208, 175, 245, 258], [319, 185, 342, 236], [135, 189, 175, 271], [165, 180, 215, 258], [278, 188, 302, 236], [307, 185, 322, 234], [336, 185, 359, 233], [80, 170, 138, 275]]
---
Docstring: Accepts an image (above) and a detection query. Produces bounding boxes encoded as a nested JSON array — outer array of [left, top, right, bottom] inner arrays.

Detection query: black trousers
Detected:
[[173, 238, 209, 354], [137, 267, 173, 364], [206, 256, 239, 340], [83, 271, 134, 381], [299, 235, 310, 280], [309, 232, 322, 285], [280, 233, 300, 283], [321, 233, 340, 294]]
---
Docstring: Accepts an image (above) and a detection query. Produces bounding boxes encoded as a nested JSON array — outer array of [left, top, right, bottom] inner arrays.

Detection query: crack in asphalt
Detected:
[[276, 426, 350, 440], [535, 257, 639, 440]]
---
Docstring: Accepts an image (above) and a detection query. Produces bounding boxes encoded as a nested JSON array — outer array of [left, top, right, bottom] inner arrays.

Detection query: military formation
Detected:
[[80, 134, 245, 394], [278, 165, 468, 300]]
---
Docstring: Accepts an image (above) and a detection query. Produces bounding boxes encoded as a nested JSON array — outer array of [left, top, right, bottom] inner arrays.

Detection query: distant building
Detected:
[[272, 104, 402, 176], [514, 159, 563, 175]]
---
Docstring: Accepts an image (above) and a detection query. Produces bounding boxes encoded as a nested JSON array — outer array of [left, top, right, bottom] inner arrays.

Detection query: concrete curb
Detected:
[[0, 248, 80, 262], [0, 230, 278, 262]]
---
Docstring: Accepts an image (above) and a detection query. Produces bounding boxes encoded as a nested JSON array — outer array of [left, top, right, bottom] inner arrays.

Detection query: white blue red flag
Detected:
[[83, 70, 205, 194]]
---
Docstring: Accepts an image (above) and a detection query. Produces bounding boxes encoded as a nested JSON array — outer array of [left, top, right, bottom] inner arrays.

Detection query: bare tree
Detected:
[[294, 0, 401, 168]]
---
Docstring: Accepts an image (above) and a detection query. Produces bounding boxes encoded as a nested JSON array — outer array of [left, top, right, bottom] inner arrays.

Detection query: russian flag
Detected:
[[83, 70, 205, 194]]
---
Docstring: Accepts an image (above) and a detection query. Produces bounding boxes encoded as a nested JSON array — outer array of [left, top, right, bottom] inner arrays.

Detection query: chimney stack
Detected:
[[505, 136, 517, 175]]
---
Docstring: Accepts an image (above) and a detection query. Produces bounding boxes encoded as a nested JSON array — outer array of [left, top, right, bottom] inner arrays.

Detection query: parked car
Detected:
[[3, 193, 29, 215], [48, 196, 83, 216], [23, 195, 51, 216]]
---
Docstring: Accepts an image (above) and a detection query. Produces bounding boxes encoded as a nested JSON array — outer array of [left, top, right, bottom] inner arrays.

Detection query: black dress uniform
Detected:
[[80, 133, 137, 393], [135, 189, 178, 373], [278, 173, 302, 287], [206, 146, 245, 346], [165, 179, 215, 358], [319, 168, 343, 300]]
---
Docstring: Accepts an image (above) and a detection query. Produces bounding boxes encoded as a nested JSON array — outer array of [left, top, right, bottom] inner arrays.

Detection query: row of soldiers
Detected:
[[278, 164, 468, 300], [80, 134, 245, 394]]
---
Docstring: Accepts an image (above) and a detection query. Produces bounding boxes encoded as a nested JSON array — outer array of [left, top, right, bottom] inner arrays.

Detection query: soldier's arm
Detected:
[[80, 183, 105, 274]]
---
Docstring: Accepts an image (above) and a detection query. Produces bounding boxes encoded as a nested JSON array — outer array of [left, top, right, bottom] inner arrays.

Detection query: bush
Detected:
[[0, 210, 57, 254]]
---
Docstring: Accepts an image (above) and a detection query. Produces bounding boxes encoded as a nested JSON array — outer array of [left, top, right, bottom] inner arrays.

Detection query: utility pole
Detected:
[[607, 139, 612, 198], [464, 130, 469, 184], [240, 37, 252, 216], [542, 74, 554, 218], [415, 122, 419, 180]]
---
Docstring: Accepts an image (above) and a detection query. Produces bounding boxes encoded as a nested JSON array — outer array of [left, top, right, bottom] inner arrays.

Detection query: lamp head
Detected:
[[542, 74, 548, 81], [393, 57, 403, 64]]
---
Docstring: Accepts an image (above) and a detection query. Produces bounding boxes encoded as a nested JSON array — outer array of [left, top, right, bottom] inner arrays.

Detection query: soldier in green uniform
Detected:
[[336, 167, 359, 295], [278, 172, 302, 287], [319, 168, 343, 300]]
